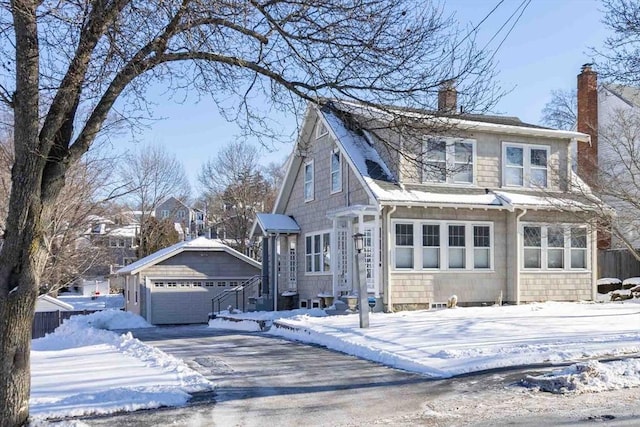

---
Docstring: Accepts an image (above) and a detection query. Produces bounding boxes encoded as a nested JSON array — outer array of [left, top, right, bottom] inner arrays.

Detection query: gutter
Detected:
[[385, 204, 397, 312], [515, 208, 527, 305]]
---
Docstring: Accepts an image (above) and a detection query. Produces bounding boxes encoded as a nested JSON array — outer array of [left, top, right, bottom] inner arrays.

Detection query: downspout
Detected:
[[515, 208, 527, 305], [591, 225, 597, 301], [386, 204, 397, 312]]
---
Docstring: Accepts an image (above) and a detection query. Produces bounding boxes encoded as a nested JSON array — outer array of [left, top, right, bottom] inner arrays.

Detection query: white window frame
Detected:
[[520, 223, 590, 271], [316, 120, 328, 139], [392, 220, 493, 271], [502, 143, 550, 188], [304, 160, 314, 202], [177, 209, 186, 219], [161, 209, 170, 218], [305, 230, 332, 275], [330, 148, 342, 194], [422, 137, 477, 185]]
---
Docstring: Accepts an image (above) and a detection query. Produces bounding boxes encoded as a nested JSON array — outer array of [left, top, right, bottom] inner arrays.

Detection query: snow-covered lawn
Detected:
[[211, 300, 640, 386], [30, 310, 213, 423], [57, 293, 124, 311]]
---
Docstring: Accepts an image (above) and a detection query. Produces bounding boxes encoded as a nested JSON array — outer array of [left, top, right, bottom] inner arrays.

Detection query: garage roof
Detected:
[[114, 237, 261, 275]]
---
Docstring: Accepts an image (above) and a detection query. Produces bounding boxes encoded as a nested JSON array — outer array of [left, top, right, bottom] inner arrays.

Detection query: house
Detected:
[[113, 237, 261, 324], [576, 64, 640, 278], [155, 197, 206, 239], [252, 90, 598, 312]]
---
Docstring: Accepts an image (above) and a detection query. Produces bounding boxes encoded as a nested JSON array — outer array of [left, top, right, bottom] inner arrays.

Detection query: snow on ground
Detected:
[[30, 310, 213, 422], [209, 307, 328, 331], [258, 301, 640, 380]]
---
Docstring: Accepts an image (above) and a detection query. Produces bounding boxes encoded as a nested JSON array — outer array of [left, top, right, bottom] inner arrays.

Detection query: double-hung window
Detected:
[[521, 224, 589, 270], [395, 223, 414, 268], [423, 138, 475, 184], [503, 144, 550, 188], [304, 160, 314, 202], [394, 221, 492, 270], [422, 224, 440, 268], [330, 149, 342, 193], [448, 225, 466, 269], [305, 232, 331, 273]]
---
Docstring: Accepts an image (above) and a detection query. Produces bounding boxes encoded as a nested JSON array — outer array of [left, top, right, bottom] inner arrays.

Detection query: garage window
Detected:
[[205, 281, 215, 287], [155, 282, 165, 288], [217, 281, 227, 287], [193, 281, 203, 287], [167, 282, 177, 288]]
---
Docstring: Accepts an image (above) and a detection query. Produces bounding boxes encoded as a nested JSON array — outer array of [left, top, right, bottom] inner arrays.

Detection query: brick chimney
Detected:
[[576, 64, 610, 249], [438, 80, 457, 113], [577, 63, 598, 182]]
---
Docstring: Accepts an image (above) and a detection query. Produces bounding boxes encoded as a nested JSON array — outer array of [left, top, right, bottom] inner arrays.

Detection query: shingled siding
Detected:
[[281, 114, 373, 302], [520, 272, 592, 302]]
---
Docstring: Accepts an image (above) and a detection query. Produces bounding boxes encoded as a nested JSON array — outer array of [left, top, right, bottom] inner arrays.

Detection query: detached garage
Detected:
[[114, 237, 261, 324]]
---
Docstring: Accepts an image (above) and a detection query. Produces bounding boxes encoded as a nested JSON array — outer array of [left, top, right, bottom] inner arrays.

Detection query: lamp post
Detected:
[[353, 232, 369, 328]]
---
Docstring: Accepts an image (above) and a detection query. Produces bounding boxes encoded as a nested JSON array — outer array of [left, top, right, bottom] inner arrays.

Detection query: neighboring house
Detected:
[[113, 237, 261, 324], [253, 91, 598, 312], [577, 64, 640, 248], [155, 197, 206, 239]]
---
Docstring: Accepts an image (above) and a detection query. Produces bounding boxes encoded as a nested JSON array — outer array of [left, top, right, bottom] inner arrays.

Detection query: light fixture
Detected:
[[353, 232, 364, 253]]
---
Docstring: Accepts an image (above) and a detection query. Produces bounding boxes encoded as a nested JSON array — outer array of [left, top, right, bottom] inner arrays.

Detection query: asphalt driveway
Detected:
[[82, 325, 640, 427]]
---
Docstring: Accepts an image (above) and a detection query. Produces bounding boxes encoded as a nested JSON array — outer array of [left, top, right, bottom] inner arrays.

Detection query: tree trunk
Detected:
[[0, 290, 37, 426]]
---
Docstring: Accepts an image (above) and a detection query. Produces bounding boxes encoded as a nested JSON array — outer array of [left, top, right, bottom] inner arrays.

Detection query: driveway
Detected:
[[83, 325, 640, 426]]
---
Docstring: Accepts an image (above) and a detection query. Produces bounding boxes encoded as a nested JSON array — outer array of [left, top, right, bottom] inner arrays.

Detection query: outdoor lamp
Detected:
[[353, 232, 364, 253]]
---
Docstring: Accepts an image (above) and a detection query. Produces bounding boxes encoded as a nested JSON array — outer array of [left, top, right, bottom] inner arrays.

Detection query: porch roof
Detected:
[[253, 213, 301, 235]]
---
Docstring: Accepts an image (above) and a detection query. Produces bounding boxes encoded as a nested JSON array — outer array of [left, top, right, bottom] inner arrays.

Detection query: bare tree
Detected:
[[0, 1, 499, 423], [117, 143, 190, 250], [595, 0, 640, 84], [541, 89, 577, 131], [199, 141, 278, 254]]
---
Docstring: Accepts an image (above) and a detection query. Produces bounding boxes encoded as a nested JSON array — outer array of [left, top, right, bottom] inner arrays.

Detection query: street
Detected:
[[80, 325, 639, 426]]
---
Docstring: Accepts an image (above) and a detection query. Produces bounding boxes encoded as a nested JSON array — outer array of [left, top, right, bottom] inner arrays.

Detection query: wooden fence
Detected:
[[598, 249, 640, 281], [32, 310, 96, 339]]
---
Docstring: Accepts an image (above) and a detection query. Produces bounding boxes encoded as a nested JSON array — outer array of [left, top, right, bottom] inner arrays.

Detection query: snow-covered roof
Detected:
[[253, 213, 300, 235], [319, 105, 596, 211], [114, 237, 260, 275], [107, 225, 138, 238], [36, 294, 74, 311]]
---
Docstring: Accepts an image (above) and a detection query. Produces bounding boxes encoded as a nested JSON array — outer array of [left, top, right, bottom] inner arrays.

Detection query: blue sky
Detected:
[[107, 0, 608, 190]]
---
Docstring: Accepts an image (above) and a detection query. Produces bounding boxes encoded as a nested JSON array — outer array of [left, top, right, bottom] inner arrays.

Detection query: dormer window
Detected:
[[503, 143, 549, 188], [423, 138, 475, 184]]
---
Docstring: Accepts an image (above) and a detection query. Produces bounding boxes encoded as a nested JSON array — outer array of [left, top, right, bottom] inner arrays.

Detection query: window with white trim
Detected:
[[330, 149, 342, 193], [395, 223, 414, 268], [448, 225, 466, 269], [304, 160, 314, 202], [316, 121, 328, 138], [521, 224, 589, 270], [305, 232, 331, 273], [503, 144, 550, 188], [422, 224, 440, 268], [423, 138, 475, 184], [394, 221, 492, 271]]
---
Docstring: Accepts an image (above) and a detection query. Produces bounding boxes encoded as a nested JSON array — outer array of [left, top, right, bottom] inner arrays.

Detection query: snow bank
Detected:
[[523, 359, 640, 394], [30, 310, 213, 421]]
